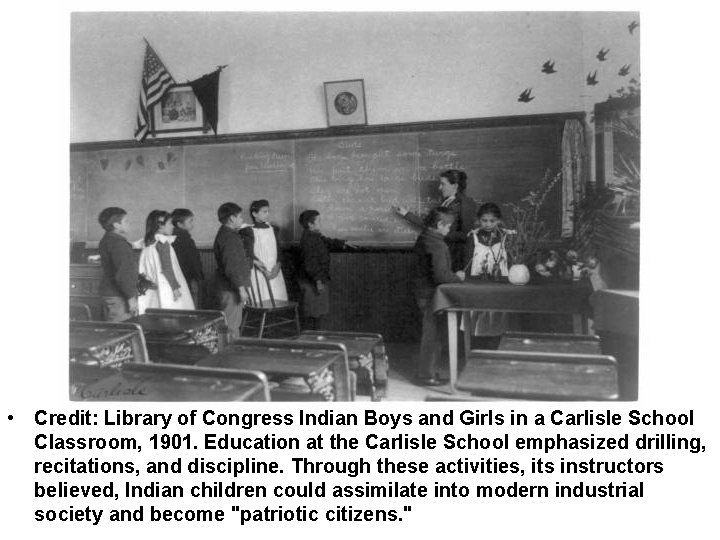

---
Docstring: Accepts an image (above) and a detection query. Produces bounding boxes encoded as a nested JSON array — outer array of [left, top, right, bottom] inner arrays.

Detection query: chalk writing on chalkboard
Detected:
[[237, 151, 294, 174], [296, 134, 419, 241]]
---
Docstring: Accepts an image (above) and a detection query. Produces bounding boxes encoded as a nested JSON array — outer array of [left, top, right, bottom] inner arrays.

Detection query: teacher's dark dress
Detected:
[[403, 191, 477, 271]]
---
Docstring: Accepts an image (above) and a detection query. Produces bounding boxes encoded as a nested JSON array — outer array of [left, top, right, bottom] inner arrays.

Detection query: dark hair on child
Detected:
[[250, 199, 270, 222], [217, 202, 242, 224], [98, 207, 127, 232], [298, 209, 320, 229], [144, 210, 172, 246], [424, 207, 455, 229], [171, 208, 194, 227], [440, 169, 468, 193], [477, 202, 503, 220]]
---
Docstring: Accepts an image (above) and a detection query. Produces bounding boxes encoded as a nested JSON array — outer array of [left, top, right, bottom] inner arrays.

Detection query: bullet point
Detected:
[[7, 415, 13, 420]]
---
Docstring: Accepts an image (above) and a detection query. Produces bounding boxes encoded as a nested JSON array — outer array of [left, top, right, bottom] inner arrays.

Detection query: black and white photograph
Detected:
[[67, 11, 642, 402], [2, 3, 719, 540]]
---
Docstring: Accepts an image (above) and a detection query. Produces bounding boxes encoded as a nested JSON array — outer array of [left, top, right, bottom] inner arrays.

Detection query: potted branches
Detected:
[[504, 170, 562, 285]]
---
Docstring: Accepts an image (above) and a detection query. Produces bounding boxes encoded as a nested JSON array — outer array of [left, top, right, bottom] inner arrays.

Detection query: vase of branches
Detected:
[[505, 170, 562, 285]]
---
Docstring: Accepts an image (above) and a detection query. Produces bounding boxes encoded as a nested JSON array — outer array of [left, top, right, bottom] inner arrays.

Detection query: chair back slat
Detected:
[[264, 273, 277, 308], [253, 268, 265, 307]]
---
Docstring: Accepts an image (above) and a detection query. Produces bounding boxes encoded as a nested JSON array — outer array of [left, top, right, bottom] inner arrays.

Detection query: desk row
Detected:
[[69, 309, 388, 402]]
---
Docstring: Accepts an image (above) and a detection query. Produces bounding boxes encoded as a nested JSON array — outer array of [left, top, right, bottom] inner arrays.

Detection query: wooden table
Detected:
[[431, 280, 593, 390], [196, 339, 349, 401], [591, 289, 639, 400], [73, 363, 267, 402]]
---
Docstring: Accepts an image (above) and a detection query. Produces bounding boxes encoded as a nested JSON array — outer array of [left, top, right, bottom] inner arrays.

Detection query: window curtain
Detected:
[[561, 119, 587, 238]]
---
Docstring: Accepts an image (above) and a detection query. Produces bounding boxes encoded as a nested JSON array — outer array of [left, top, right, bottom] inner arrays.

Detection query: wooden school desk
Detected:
[[431, 279, 593, 390], [69, 321, 149, 366], [196, 339, 352, 401], [591, 289, 639, 400], [69, 321, 149, 397], [294, 330, 389, 401], [456, 349, 619, 401], [130, 309, 228, 353], [73, 363, 269, 402]]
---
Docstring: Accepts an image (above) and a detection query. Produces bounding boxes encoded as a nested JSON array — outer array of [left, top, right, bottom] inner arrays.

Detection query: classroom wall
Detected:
[[70, 12, 639, 143]]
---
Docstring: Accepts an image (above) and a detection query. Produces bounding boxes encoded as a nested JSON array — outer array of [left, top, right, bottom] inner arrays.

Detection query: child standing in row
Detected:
[[171, 208, 204, 307], [297, 209, 349, 330], [240, 199, 288, 304], [137, 210, 194, 314], [209, 203, 251, 340], [97, 207, 138, 321]]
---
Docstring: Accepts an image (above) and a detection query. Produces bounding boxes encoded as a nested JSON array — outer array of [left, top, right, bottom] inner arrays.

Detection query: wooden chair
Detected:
[[239, 270, 300, 338], [70, 302, 93, 321], [457, 349, 619, 401]]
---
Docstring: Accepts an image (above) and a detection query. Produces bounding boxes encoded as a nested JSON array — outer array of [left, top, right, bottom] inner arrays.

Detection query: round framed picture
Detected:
[[323, 79, 367, 127]]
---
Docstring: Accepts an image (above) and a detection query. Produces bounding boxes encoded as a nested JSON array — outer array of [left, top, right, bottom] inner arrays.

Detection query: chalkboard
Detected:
[[70, 114, 569, 245], [84, 147, 185, 243], [417, 125, 561, 228], [184, 141, 294, 242], [70, 156, 87, 241], [295, 133, 419, 241]]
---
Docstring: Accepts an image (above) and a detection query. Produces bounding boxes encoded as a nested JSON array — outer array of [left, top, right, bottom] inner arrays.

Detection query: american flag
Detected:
[[134, 42, 175, 141]]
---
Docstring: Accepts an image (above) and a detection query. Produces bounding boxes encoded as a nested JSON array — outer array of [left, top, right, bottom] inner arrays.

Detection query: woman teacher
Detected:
[[393, 169, 477, 271]]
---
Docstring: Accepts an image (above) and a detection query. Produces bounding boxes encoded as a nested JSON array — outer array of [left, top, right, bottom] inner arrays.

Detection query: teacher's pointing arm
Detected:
[[392, 205, 425, 230]]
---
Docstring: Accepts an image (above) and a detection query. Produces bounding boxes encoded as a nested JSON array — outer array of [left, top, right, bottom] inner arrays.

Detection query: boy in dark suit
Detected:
[[209, 203, 251, 340], [413, 207, 466, 386], [97, 207, 138, 321], [171, 208, 204, 307], [297, 210, 349, 330]]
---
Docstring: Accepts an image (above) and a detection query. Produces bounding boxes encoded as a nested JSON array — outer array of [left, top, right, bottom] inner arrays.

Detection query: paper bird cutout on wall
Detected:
[[518, 88, 534, 102], [136, 155, 144, 167], [541, 60, 556, 74], [596, 48, 610, 61], [628, 21, 639, 34], [158, 161, 165, 170], [618, 64, 631, 77], [124, 159, 132, 171], [586, 71, 599, 85], [100, 158, 109, 171]]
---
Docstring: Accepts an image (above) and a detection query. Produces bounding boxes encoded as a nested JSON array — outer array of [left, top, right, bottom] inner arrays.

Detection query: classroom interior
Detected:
[[69, 12, 640, 402]]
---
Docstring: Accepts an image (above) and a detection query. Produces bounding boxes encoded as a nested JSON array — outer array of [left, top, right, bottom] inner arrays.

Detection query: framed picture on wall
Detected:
[[323, 79, 367, 127], [150, 84, 208, 136]]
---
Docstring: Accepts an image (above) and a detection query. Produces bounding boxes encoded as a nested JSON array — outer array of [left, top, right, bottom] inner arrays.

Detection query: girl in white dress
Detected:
[[466, 203, 509, 336], [137, 210, 195, 314], [240, 200, 288, 304]]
